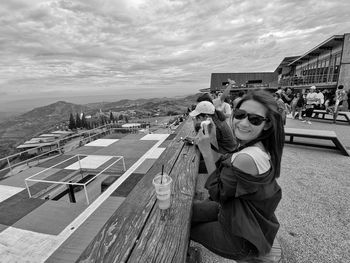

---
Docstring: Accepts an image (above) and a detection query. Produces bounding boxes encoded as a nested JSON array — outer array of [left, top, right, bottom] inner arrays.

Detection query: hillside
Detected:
[[0, 101, 92, 158], [0, 94, 200, 159]]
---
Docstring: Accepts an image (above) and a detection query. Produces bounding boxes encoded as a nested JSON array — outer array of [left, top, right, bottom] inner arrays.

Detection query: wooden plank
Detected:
[[331, 138, 350, 156], [312, 110, 350, 124], [127, 140, 199, 262], [285, 128, 337, 138], [284, 128, 349, 156], [76, 120, 195, 262]]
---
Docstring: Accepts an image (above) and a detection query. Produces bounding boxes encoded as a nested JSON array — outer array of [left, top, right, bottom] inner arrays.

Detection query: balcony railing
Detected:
[[279, 74, 338, 87]]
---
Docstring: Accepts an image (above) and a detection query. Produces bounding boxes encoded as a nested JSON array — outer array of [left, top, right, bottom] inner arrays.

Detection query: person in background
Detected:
[[273, 92, 287, 125], [281, 88, 294, 118], [333, 85, 346, 123], [232, 91, 245, 110], [323, 89, 334, 114], [291, 92, 305, 120], [213, 79, 234, 126], [313, 89, 325, 118], [194, 94, 237, 154], [303, 86, 318, 124], [210, 91, 217, 99], [190, 90, 284, 260], [275, 87, 283, 95]]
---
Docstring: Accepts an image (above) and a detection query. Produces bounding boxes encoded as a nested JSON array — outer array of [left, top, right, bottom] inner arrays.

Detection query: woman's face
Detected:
[[233, 100, 268, 144]]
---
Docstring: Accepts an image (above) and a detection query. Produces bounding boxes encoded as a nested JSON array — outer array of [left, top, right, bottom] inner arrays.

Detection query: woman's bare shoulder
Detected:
[[231, 153, 258, 175]]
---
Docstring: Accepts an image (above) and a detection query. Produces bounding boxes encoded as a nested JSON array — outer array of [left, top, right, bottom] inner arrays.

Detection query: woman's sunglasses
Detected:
[[233, 109, 269, 126]]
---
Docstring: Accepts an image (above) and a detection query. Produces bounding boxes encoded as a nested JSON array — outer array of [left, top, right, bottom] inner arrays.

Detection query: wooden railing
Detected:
[[76, 119, 200, 262]]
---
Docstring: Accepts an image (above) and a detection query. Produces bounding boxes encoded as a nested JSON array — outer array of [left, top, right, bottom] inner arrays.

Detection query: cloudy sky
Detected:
[[0, 0, 350, 110]]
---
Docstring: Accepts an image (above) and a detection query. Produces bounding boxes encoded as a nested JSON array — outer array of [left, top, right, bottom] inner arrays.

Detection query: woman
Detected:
[[273, 92, 286, 125], [291, 92, 305, 120], [190, 90, 284, 260], [333, 85, 346, 123]]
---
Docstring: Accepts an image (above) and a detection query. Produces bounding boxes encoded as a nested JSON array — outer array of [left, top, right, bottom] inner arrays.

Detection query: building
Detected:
[[275, 33, 350, 91], [210, 72, 278, 93]]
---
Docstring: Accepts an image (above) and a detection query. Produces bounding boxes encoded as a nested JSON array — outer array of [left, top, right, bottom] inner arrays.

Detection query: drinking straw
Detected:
[[161, 164, 164, 184]]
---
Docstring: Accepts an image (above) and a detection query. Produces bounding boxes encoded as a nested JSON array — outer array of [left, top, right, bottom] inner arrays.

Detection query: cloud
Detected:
[[0, 0, 350, 105]]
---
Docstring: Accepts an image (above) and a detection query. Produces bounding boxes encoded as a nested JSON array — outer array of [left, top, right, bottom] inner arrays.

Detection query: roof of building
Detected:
[[39, 134, 61, 138], [51, 130, 74, 135], [31, 137, 55, 142], [16, 141, 58, 149], [274, 56, 300, 73], [288, 34, 345, 66]]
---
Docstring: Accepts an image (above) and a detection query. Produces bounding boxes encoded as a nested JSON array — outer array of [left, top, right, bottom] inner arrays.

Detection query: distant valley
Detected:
[[0, 94, 199, 159]]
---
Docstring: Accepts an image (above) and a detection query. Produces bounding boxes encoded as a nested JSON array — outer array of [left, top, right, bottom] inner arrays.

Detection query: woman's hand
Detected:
[[195, 122, 220, 175], [196, 120, 218, 155], [195, 124, 211, 155]]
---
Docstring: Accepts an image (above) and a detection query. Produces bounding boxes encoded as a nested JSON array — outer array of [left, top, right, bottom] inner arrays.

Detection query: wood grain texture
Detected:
[[127, 139, 199, 263], [76, 120, 198, 263]]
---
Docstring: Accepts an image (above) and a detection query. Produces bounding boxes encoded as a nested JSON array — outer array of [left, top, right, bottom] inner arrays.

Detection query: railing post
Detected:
[[24, 179, 32, 198], [68, 181, 76, 203], [78, 155, 82, 171], [84, 185, 90, 205], [57, 140, 61, 154], [6, 157, 13, 176], [122, 157, 126, 171]]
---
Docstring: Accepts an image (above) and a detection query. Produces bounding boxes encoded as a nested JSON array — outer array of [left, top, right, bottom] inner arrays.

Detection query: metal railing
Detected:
[[279, 74, 338, 87], [0, 123, 142, 178], [24, 154, 126, 205]]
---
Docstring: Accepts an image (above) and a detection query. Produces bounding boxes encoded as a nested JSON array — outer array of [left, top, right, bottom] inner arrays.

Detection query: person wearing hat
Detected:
[[303, 85, 318, 124], [189, 101, 236, 154]]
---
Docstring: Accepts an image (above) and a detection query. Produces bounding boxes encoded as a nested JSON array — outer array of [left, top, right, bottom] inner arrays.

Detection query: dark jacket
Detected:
[[212, 111, 237, 154], [205, 154, 281, 255], [296, 97, 305, 108]]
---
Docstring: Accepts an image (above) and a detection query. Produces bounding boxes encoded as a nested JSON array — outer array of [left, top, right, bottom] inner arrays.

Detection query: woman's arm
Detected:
[[220, 79, 235, 102], [223, 103, 232, 119]]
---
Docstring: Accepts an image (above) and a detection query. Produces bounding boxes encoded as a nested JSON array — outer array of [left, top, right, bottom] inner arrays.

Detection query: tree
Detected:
[[76, 113, 82, 128], [81, 113, 88, 129], [100, 115, 108, 126], [124, 115, 129, 123], [118, 114, 124, 121], [110, 112, 115, 123], [68, 113, 76, 130]]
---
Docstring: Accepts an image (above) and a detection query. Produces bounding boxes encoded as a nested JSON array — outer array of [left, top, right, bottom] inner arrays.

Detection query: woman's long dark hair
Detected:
[[234, 90, 285, 178]]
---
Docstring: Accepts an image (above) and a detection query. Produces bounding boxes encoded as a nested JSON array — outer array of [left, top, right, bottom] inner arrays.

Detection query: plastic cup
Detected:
[[152, 174, 172, 209]]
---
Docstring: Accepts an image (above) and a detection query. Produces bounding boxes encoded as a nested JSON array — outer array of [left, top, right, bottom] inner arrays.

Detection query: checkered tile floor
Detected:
[[0, 132, 171, 262]]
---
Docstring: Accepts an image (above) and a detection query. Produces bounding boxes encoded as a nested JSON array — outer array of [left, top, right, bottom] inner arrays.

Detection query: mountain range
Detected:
[[0, 94, 199, 159]]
